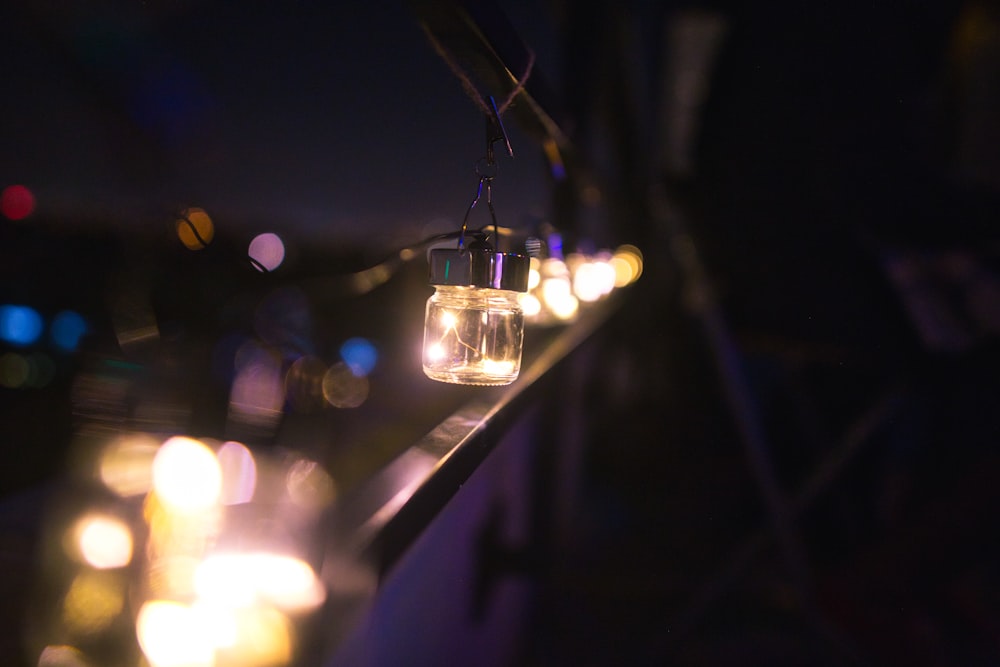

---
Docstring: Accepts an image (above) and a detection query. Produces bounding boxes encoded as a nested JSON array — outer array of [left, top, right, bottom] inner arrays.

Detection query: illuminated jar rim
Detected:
[[428, 247, 529, 292]]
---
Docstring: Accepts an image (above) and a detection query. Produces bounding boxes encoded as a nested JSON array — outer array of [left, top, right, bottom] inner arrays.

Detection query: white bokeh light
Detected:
[[152, 436, 222, 513], [195, 552, 326, 612], [136, 600, 216, 667], [76, 514, 133, 569]]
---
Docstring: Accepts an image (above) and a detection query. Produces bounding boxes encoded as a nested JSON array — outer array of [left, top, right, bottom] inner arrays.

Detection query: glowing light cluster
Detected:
[[569, 252, 617, 303], [41, 433, 333, 666], [521, 245, 643, 326], [195, 552, 326, 612]]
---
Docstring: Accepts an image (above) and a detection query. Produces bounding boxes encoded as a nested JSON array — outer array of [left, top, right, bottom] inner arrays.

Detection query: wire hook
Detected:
[[459, 96, 513, 251]]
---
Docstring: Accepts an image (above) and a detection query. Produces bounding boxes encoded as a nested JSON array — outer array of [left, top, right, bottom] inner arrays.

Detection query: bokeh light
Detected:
[[39, 430, 332, 667], [339, 337, 378, 377], [229, 343, 286, 429], [248, 233, 285, 272], [176, 207, 215, 250], [1, 184, 35, 220], [136, 600, 216, 667], [611, 244, 643, 286], [518, 292, 542, 317], [541, 275, 578, 321], [62, 571, 125, 637], [152, 436, 222, 513], [144, 555, 202, 601], [284, 355, 329, 413], [0, 352, 55, 389], [74, 514, 134, 569], [219, 605, 293, 667], [0, 351, 56, 389], [0, 304, 44, 346], [527, 257, 541, 290], [0, 352, 30, 388], [217, 441, 257, 505], [572, 258, 616, 302], [37, 645, 88, 667], [322, 361, 369, 408], [51, 310, 88, 352], [285, 458, 336, 511], [195, 552, 326, 612], [99, 432, 161, 497]]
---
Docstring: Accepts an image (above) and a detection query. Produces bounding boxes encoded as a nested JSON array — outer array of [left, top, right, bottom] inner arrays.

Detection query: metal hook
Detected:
[[458, 97, 513, 252], [485, 96, 513, 165]]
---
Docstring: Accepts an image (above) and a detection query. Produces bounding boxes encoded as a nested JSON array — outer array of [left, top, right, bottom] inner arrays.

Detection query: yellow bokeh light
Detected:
[[541, 257, 568, 279], [551, 295, 580, 320], [75, 514, 133, 569], [99, 432, 161, 497], [218, 605, 292, 667], [322, 362, 369, 409], [518, 292, 541, 317], [143, 489, 220, 569], [145, 555, 202, 601], [62, 571, 124, 637], [176, 208, 215, 250], [152, 436, 222, 513], [612, 244, 643, 286], [541, 277, 571, 307], [541, 276, 580, 321], [136, 600, 216, 667], [284, 355, 329, 413], [527, 257, 541, 290]]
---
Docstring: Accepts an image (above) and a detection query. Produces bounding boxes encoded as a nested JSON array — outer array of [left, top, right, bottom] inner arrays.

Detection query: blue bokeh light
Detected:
[[340, 337, 378, 377], [51, 310, 88, 352], [0, 305, 44, 347]]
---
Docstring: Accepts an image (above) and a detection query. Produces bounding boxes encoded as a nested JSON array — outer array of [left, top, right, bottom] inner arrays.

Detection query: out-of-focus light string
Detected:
[[419, 25, 535, 118]]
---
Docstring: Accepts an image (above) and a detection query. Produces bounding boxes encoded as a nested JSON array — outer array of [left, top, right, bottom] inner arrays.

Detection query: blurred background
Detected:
[[2, 1, 1000, 666]]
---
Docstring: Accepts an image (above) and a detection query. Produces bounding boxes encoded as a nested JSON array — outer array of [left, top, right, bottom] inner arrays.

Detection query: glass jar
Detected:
[[422, 285, 524, 385]]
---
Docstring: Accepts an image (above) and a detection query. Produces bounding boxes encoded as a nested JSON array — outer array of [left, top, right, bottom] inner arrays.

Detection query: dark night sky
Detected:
[[0, 2, 555, 249]]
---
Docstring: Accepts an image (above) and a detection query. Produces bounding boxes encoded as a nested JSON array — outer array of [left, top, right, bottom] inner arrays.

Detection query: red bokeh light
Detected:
[[1, 185, 36, 221]]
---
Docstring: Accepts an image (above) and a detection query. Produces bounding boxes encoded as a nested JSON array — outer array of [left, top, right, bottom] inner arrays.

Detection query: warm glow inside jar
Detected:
[[422, 247, 529, 385]]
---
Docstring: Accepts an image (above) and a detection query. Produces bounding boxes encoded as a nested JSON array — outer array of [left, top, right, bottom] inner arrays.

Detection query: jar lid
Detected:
[[428, 247, 529, 292]]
